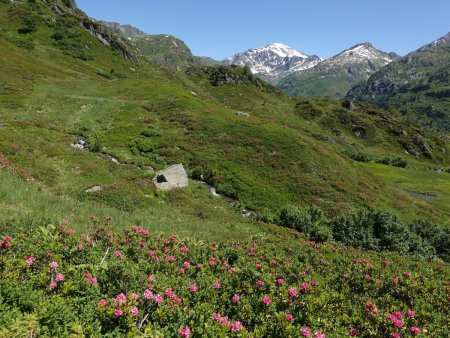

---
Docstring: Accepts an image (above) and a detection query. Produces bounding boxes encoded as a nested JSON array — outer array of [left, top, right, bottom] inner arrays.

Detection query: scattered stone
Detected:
[[153, 164, 188, 190], [210, 186, 222, 197], [236, 111, 249, 117], [353, 127, 367, 138], [191, 91, 197, 96], [72, 137, 87, 149], [85, 185, 103, 193], [104, 154, 121, 164]]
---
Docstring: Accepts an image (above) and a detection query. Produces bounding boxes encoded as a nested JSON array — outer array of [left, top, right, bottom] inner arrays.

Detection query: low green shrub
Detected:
[[345, 148, 373, 162]]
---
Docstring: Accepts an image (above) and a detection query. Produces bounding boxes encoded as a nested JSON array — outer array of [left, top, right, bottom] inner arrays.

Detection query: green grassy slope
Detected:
[[0, 0, 449, 235]]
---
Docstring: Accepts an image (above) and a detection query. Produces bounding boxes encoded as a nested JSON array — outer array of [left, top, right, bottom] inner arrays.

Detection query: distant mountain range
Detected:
[[98, 21, 449, 130], [347, 32, 450, 131], [277, 43, 399, 98]]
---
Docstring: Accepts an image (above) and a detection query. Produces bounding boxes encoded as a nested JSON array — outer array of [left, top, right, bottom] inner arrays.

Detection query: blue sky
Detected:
[[76, 0, 450, 60]]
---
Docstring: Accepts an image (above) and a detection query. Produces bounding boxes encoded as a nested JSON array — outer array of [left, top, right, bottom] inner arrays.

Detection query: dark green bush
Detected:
[[377, 156, 409, 168], [278, 205, 331, 242], [345, 148, 373, 162], [410, 219, 450, 261], [18, 16, 37, 34]]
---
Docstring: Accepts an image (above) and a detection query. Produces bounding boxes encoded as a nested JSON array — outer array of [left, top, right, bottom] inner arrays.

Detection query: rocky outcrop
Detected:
[[80, 19, 139, 63], [153, 164, 188, 190]]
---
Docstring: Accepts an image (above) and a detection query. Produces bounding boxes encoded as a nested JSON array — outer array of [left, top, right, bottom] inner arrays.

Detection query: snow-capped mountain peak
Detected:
[[324, 42, 399, 68], [223, 42, 321, 83], [263, 43, 308, 58]]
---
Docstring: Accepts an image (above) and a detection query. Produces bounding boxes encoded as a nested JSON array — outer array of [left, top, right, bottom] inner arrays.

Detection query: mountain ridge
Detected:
[[347, 32, 450, 130], [277, 42, 400, 98]]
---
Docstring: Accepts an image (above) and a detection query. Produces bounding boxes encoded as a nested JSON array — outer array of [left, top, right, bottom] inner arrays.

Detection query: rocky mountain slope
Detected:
[[102, 21, 217, 67], [278, 43, 399, 98], [223, 43, 321, 83], [347, 33, 450, 131]]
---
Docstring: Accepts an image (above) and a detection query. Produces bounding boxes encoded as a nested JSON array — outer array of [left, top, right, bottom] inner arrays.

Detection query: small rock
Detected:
[[72, 138, 87, 149], [191, 91, 197, 96], [85, 185, 103, 193], [236, 111, 249, 117]]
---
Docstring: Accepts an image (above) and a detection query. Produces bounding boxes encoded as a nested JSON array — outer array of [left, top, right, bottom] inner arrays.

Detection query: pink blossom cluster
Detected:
[[1, 236, 12, 248], [212, 313, 243, 332]]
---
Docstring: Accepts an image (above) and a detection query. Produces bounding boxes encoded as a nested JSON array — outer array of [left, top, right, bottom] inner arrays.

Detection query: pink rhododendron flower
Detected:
[[404, 271, 411, 278], [196, 263, 203, 270], [55, 274, 65, 282], [76, 243, 84, 250], [84, 270, 98, 284], [231, 294, 240, 303], [148, 274, 156, 281], [114, 250, 124, 259], [288, 288, 297, 297], [172, 296, 182, 304], [393, 277, 399, 284], [261, 296, 271, 306], [166, 255, 176, 263], [131, 293, 139, 300], [49, 261, 59, 269], [154, 294, 164, 304], [393, 311, 403, 319], [129, 306, 139, 316], [255, 263, 262, 269], [348, 328, 359, 336], [213, 281, 221, 289], [383, 260, 390, 266], [1, 236, 12, 248], [115, 293, 127, 306], [25, 256, 36, 266], [255, 280, 265, 287], [410, 327, 421, 335], [143, 289, 153, 300], [114, 308, 123, 317], [407, 310, 415, 318], [183, 261, 191, 269], [49, 282, 57, 289], [314, 332, 325, 338], [189, 284, 198, 293], [180, 246, 189, 253], [165, 288, 174, 298], [208, 257, 215, 266], [285, 313, 294, 321], [228, 268, 235, 274], [98, 299, 108, 307], [390, 333, 401, 338], [300, 327, 311, 337], [277, 278, 285, 285], [230, 321, 243, 332], [178, 326, 191, 338], [300, 282, 310, 293]]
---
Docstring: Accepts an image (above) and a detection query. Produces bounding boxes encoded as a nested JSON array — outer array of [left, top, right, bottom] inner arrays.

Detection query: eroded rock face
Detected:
[[80, 19, 139, 63], [153, 164, 188, 190]]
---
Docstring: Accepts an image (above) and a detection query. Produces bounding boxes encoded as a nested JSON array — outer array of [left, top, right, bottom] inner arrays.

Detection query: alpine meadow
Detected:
[[0, 1, 449, 337]]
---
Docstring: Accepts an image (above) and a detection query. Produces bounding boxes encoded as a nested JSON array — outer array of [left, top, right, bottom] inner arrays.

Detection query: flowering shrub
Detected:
[[0, 217, 449, 337]]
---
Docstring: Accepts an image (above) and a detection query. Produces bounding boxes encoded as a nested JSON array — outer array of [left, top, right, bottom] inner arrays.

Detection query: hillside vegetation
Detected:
[[0, 0, 449, 229]]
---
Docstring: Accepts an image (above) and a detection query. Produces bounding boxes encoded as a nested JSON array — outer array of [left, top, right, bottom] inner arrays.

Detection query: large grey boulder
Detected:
[[153, 164, 188, 190]]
